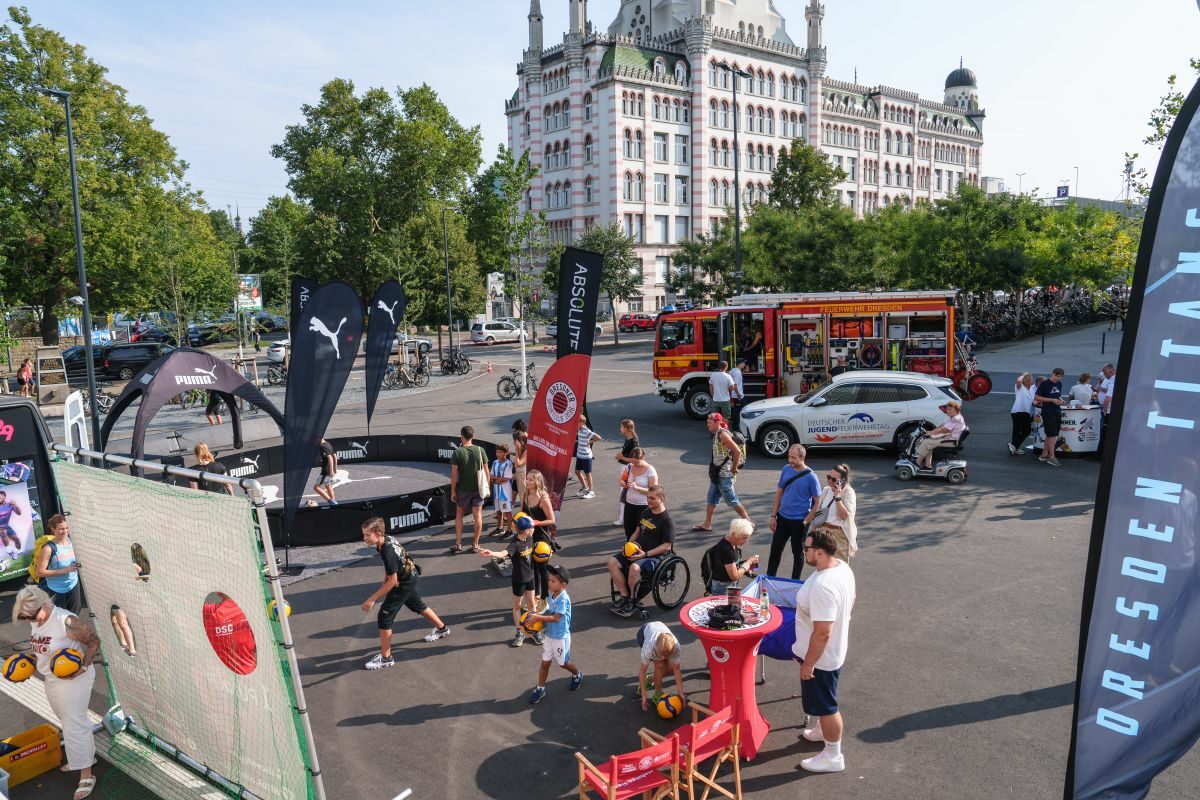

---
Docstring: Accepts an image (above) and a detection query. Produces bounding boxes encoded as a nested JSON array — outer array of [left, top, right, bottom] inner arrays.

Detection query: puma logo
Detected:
[[194, 365, 218, 380], [309, 317, 348, 359], [411, 497, 433, 516], [376, 300, 399, 325], [350, 440, 370, 454], [242, 455, 261, 468]]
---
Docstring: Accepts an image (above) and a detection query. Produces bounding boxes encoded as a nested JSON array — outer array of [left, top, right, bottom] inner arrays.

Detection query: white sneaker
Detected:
[[1007, 443, 1018, 455], [801, 750, 845, 773], [612, 519, 624, 526], [1014, 448, 1025, 456], [364, 653, 395, 670], [423, 626, 450, 642], [582, 490, 596, 499], [801, 726, 825, 742]]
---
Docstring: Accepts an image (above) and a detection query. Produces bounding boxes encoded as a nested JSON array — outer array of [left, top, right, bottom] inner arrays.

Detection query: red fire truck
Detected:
[[652, 290, 992, 418]]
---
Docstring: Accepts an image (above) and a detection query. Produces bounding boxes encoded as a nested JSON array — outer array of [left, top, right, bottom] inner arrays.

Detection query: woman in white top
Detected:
[[1068, 373, 1096, 407], [1009, 372, 1036, 456], [635, 621, 686, 711], [619, 448, 659, 541], [14, 585, 101, 799], [803, 463, 858, 558]]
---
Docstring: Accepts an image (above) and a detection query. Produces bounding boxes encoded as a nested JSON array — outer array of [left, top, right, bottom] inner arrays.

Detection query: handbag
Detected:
[[474, 446, 491, 500], [809, 491, 835, 529]]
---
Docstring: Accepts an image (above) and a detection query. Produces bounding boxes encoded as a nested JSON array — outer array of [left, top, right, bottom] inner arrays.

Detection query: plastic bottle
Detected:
[[760, 588, 770, 616]]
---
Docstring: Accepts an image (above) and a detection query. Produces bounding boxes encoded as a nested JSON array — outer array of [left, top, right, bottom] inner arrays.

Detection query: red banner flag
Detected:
[[526, 354, 592, 509]]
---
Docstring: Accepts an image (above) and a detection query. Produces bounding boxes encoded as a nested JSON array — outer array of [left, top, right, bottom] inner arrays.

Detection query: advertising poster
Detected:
[[236, 274, 264, 311], [0, 463, 42, 581]]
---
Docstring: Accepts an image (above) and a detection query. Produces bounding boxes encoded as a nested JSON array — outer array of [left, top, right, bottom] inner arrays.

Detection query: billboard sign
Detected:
[[236, 274, 264, 311]]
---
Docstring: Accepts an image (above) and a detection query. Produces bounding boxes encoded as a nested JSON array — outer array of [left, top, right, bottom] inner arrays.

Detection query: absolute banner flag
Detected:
[[529, 247, 604, 508], [282, 281, 364, 535], [555, 247, 605, 360], [1065, 77, 1200, 799], [364, 280, 407, 426]]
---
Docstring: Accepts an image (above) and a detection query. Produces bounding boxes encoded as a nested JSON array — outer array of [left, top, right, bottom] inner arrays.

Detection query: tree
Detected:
[[271, 79, 483, 299], [768, 141, 847, 211], [0, 7, 187, 342], [549, 223, 641, 344], [245, 195, 308, 316]]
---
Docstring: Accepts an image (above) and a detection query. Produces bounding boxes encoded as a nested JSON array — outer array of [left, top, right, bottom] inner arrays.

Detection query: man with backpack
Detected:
[[691, 413, 752, 532], [360, 517, 450, 671], [766, 444, 822, 579], [448, 425, 489, 554]]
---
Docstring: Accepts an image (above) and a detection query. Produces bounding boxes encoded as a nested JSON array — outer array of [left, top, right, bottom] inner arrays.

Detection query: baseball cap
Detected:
[[547, 563, 571, 584]]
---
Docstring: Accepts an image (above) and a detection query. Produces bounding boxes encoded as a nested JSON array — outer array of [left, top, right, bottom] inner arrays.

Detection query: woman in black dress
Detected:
[[520, 469, 558, 610]]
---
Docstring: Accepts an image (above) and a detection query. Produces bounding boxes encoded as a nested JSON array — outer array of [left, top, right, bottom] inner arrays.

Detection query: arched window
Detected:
[[756, 144, 765, 171], [884, 165, 892, 186], [766, 145, 775, 172], [654, 58, 666, 80], [757, 25, 765, 38], [634, 172, 644, 201], [623, 129, 633, 158], [710, 139, 719, 166], [905, 134, 913, 156], [672, 99, 681, 122], [544, 144, 552, 170], [799, 78, 807, 103], [653, 96, 661, 119], [623, 172, 633, 201], [767, 108, 775, 135], [545, 185, 552, 208], [710, 179, 719, 206], [746, 105, 754, 131], [562, 181, 571, 207], [634, 130, 644, 158], [636, 94, 644, 116], [563, 101, 571, 126], [524, 112, 530, 138], [584, 134, 593, 164], [544, 105, 552, 131], [720, 101, 730, 128], [584, 59, 591, 80], [756, 70, 765, 95], [563, 140, 571, 166], [710, 99, 718, 126], [745, 142, 754, 170], [766, 72, 775, 97], [884, 131, 892, 154], [682, 101, 690, 122], [675, 61, 687, 83], [583, 93, 592, 121], [552, 141, 561, 169], [758, 106, 766, 133], [721, 140, 730, 167], [710, 61, 720, 86], [721, 180, 731, 205], [553, 103, 562, 130], [905, 166, 912, 188]]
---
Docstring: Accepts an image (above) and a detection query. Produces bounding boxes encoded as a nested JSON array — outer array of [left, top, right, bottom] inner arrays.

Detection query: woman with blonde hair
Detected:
[[14, 585, 101, 799], [519, 469, 559, 609], [1009, 372, 1035, 455], [635, 621, 686, 711], [612, 418, 640, 526], [804, 463, 858, 559], [190, 443, 232, 495]]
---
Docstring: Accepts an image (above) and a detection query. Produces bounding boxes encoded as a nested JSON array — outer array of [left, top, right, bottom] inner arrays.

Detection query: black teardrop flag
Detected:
[[1065, 76, 1200, 799], [556, 246, 605, 360], [290, 275, 319, 333], [365, 281, 408, 426], [282, 281, 364, 534]]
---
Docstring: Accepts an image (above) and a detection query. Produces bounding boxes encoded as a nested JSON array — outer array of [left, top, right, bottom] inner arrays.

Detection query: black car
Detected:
[[102, 343, 173, 380], [132, 327, 177, 346], [62, 345, 105, 387]]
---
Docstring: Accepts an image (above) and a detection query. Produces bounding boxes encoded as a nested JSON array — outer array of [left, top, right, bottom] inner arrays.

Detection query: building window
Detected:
[[623, 130, 633, 158], [710, 139, 719, 166], [655, 214, 670, 244], [654, 173, 669, 203], [709, 179, 719, 206], [675, 215, 690, 241], [584, 177, 594, 204], [710, 62, 719, 86], [585, 134, 594, 164], [848, 157, 857, 181], [720, 101, 730, 128], [635, 130, 644, 159], [583, 93, 592, 121], [634, 172, 644, 201], [623, 172, 634, 201], [675, 175, 689, 205], [655, 256, 670, 285], [675, 134, 689, 164], [654, 132, 668, 162], [721, 141, 730, 167], [629, 296, 644, 312], [846, 191, 856, 211]]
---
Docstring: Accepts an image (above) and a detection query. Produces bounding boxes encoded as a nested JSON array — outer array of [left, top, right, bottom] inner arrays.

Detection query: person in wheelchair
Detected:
[[915, 400, 967, 470], [607, 485, 675, 617]]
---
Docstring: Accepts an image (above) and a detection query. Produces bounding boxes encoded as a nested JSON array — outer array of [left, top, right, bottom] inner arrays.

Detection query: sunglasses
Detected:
[[17, 613, 37, 621]]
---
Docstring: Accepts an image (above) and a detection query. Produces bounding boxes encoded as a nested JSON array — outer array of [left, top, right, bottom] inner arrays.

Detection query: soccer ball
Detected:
[[2, 654, 35, 682], [49, 648, 84, 678], [269, 599, 292, 621], [656, 694, 685, 719], [532, 541, 553, 564], [519, 610, 543, 635]]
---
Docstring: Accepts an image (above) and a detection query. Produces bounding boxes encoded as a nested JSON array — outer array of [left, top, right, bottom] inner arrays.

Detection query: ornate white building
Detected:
[[505, 0, 986, 312]]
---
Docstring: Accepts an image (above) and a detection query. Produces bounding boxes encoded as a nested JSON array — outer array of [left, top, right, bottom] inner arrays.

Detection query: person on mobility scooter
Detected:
[[896, 400, 970, 484]]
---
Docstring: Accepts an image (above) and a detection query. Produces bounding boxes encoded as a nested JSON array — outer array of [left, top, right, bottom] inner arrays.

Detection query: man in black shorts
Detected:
[[313, 438, 338, 506], [607, 486, 675, 617], [360, 517, 450, 670], [1035, 368, 1065, 468], [204, 390, 224, 426]]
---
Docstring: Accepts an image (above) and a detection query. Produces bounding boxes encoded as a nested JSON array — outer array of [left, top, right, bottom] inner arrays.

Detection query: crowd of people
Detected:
[[1008, 363, 1116, 465]]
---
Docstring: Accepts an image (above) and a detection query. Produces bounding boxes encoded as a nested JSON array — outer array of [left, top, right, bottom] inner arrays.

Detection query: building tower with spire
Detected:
[[505, 0, 986, 315]]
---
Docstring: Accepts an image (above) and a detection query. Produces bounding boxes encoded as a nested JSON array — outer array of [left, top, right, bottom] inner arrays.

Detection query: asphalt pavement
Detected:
[[3, 325, 1197, 799]]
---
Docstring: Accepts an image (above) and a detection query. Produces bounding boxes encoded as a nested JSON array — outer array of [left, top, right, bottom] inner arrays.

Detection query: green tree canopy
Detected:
[[768, 140, 848, 211]]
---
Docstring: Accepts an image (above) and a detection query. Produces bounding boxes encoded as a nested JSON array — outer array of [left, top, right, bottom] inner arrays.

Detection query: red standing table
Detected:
[[679, 596, 782, 760]]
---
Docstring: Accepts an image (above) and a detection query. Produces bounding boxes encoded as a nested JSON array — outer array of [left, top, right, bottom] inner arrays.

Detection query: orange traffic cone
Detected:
[[486, 361, 493, 373]]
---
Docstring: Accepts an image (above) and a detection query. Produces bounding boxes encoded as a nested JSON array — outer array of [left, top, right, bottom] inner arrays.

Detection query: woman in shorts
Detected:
[[16, 358, 33, 398], [635, 621, 686, 711], [520, 469, 558, 609]]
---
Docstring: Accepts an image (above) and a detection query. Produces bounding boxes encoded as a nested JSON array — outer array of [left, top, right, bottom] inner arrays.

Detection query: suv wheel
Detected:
[[758, 424, 795, 458], [683, 386, 713, 420], [118, 366, 135, 380]]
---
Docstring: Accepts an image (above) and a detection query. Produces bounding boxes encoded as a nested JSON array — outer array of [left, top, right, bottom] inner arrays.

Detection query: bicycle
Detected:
[[81, 386, 114, 415], [440, 348, 471, 376], [384, 361, 430, 390], [496, 362, 538, 400], [174, 387, 206, 409], [266, 364, 288, 386]]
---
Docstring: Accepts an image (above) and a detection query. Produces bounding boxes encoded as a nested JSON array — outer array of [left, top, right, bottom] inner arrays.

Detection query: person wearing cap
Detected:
[[478, 512, 540, 648], [693, 412, 751, 532], [914, 400, 967, 470], [525, 564, 583, 703]]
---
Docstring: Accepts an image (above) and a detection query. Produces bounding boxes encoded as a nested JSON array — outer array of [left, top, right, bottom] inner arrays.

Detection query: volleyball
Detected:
[[519, 610, 543, 635], [656, 694, 685, 719], [269, 599, 292, 621], [2, 654, 35, 683], [623, 541, 642, 559], [532, 541, 553, 564], [49, 648, 84, 678], [512, 512, 535, 532]]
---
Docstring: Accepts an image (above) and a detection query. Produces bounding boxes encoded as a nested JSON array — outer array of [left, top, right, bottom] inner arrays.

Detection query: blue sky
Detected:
[[18, 0, 1200, 221]]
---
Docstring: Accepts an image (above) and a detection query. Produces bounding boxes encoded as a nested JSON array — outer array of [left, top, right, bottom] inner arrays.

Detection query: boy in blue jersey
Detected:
[[525, 564, 582, 703]]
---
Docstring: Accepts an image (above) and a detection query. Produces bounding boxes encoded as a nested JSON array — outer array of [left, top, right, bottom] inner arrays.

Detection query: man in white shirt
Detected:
[[914, 400, 967, 470], [729, 358, 747, 423], [708, 361, 738, 419], [793, 527, 856, 773], [1093, 363, 1116, 461]]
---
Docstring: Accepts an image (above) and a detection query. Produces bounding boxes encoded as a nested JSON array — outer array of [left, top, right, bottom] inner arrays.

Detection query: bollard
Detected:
[[1101, 332, 1106, 354], [1041, 333, 1045, 354]]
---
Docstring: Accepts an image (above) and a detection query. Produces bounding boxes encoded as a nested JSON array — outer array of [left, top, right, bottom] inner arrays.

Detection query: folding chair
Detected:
[[576, 734, 681, 800], [640, 700, 742, 800]]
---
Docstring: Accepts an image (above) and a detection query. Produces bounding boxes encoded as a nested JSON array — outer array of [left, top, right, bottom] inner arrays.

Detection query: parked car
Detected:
[[360, 334, 433, 356], [62, 345, 105, 386], [471, 321, 526, 345], [738, 370, 962, 457], [130, 327, 177, 346], [249, 312, 287, 332], [544, 322, 605, 339], [101, 342, 174, 380], [266, 339, 289, 364], [618, 313, 656, 332]]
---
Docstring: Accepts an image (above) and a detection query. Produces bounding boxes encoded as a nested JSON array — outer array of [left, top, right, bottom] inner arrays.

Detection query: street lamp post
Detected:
[[1074, 165, 1080, 199], [1015, 172, 1026, 195], [442, 207, 454, 354], [721, 64, 753, 297], [38, 87, 101, 448]]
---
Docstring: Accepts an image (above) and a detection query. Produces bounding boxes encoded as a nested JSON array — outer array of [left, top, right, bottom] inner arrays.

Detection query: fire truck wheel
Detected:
[[683, 386, 713, 420], [758, 424, 795, 458]]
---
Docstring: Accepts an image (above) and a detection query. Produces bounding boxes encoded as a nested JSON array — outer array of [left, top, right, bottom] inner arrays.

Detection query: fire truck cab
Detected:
[[653, 290, 982, 419]]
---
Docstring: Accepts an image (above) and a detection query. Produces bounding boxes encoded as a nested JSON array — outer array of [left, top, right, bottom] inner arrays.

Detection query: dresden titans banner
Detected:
[[1065, 78, 1200, 800], [556, 247, 605, 360], [364, 280, 407, 426], [290, 275, 319, 334], [526, 354, 593, 509], [282, 281, 364, 534]]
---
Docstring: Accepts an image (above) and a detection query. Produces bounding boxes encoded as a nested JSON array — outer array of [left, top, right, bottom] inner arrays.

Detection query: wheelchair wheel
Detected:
[[651, 555, 691, 610]]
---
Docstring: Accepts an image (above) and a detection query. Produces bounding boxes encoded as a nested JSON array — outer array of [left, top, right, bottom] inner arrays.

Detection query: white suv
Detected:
[[738, 371, 962, 457]]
